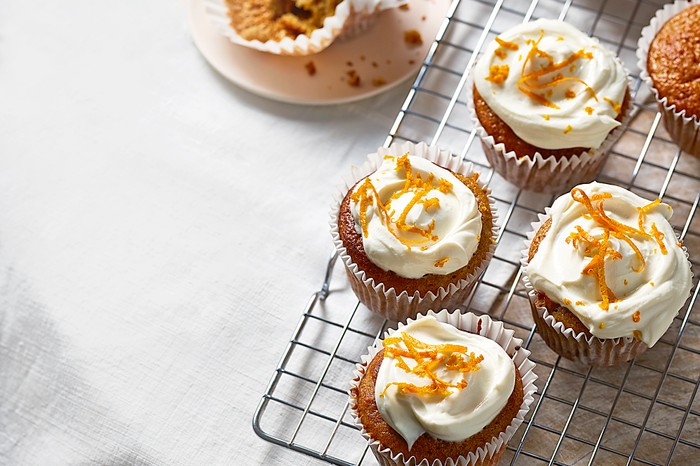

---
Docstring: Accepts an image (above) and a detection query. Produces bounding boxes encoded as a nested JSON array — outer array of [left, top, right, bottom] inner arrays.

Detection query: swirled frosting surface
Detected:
[[474, 19, 627, 150], [349, 154, 481, 279], [375, 316, 515, 449], [526, 182, 692, 346]]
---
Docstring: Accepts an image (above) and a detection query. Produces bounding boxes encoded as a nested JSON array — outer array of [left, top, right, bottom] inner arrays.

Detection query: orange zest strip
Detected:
[[611, 231, 645, 272], [650, 223, 667, 255], [495, 36, 519, 50], [522, 76, 599, 102], [380, 332, 483, 397]]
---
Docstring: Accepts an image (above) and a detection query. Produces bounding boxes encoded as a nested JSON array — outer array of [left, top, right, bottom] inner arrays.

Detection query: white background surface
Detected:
[[0, 1, 414, 464]]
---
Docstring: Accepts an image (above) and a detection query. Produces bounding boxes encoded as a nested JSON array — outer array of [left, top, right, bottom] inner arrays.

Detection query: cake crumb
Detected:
[[371, 61, 379, 68], [404, 29, 423, 46], [399, 3, 409, 10], [360, 55, 366, 61], [347, 70, 361, 87], [346, 61, 353, 66], [372, 77, 387, 87], [305, 61, 316, 76], [421, 15, 426, 21], [408, 59, 415, 65]]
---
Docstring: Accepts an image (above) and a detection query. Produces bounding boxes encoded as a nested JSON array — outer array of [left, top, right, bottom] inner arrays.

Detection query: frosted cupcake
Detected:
[[468, 19, 631, 192], [350, 311, 537, 466], [637, 0, 700, 156], [206, 0, 407, 55], [331, 142, 497, 321], [522, 182, 693, 366]]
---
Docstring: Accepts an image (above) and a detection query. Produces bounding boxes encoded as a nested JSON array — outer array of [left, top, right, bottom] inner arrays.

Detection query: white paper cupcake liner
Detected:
[[329, 141, 499, 322], [349, 310, 538, 466], [636, 0, 700, 157], [466, 66, 633, 193], [205, 0, 406, 56], [520, 209, 693, 366]]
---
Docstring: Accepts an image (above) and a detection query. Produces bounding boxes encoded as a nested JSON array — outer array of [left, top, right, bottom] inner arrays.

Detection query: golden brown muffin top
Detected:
[[647, 5, 700, 118]]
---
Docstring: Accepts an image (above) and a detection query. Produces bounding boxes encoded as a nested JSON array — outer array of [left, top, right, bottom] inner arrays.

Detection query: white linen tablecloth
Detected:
[[0, 1, 413, 464]]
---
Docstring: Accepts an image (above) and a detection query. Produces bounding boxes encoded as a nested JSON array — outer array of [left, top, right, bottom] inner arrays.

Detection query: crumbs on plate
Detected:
[[305, 61, 316, 76], [404, 29, 423, 46]]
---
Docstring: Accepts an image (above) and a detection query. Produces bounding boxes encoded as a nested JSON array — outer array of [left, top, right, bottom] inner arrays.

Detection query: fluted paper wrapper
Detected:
[[205, 0, 405, 56], [349, 310, 537, 466], [330, 141, 498, 322], [637, 0, 700, 157], [466, 69, 632, 193], [520, 209, 687, 366]]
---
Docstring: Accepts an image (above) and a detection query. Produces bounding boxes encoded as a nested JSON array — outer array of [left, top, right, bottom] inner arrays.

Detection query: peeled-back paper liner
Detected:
[[329, 141, 499, 322], [466, 63, 633, 193], [205, 0, 406, 56], [519, 209, 693, 367], [348, 310, 538, 466], [636, 0, 700, 157]]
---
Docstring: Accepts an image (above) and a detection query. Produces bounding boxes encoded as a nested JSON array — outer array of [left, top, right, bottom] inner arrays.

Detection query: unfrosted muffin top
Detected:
[[647, 4, 700, 118]]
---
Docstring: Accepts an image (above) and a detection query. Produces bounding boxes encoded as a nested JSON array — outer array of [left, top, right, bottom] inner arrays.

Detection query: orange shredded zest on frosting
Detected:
[[563, 298, 571, 305], [516, 31, 596, 109], [495, 48, 507, 59], [434, 257, 449, 268], [632, 310, 640, 323], [585, 106, 593, 115], [566, 189, 673, 311], [543, 114, 550, 120], [380, 332, 484, 397], [603, 97, 621, 114], [352, 153, 457, 250], [565, 89, 576, 99], [486, 65, 510, 84], [495, 37, 519, 50], [633, 330, 642, 340], [564, 125, 573, 134], [575, 301, 584, 305], [599, 322, 606, 329]]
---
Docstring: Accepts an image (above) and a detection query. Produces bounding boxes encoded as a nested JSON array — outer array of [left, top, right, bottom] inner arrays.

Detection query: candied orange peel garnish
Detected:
[[516, 30, 597, 109], [380, 332, 484, 397], [351, 153, 456, 249], [565, 189, 670, 311]]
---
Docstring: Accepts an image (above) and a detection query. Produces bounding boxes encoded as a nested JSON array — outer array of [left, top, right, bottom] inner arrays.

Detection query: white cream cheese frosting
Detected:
[[349, 154, 482, 279], [374, 316, 515, 449], [527, 182, 692, 347], [474, 19, 627, 150]]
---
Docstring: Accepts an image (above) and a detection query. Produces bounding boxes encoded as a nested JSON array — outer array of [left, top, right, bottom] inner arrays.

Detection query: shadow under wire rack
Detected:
[[253, 0, 700, 464]]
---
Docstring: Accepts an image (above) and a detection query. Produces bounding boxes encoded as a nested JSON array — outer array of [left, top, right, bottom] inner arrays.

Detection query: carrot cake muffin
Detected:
[[350, 312, 536, 466], [332, 143, 496, 321], [523, 182, 693, 366], [470, 19, 630, 192], [209, 0, 406, 55], [226, 0, 342, 42], [638, 1, 700, 156]]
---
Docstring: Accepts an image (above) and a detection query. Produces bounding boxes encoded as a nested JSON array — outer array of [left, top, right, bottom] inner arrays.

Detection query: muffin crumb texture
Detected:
[[226, 0, 342, 42], [647, 4, 700, 118]]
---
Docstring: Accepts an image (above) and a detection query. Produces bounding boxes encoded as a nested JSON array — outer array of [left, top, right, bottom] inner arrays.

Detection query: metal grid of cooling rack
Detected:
[[253, 0, 700, 464]]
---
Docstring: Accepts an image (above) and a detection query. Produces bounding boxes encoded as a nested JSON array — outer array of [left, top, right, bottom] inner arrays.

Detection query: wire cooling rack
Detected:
[[253, 0, 700, 464]]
